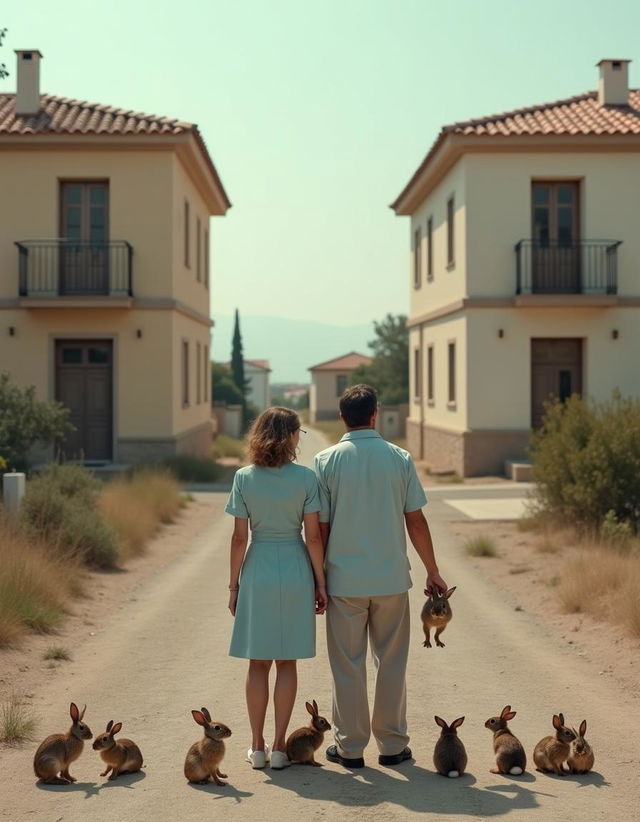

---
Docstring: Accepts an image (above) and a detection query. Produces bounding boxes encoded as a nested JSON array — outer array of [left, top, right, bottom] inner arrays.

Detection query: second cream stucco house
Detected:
[[0, 50, 230, 463], [392, 58, 640, 476], [308, 351, 372, 422]]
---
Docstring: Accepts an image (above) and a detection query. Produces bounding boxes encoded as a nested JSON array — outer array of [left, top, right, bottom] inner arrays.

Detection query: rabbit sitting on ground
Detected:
[[567, 719, 594, 774], [484, 705, 527, 775], [533, 713, 576, 776], [286, 700, 331, 766], [433, 715, 467, 778], [93, 720, 143, 780], [184, 707, 231, 785], [421, 586, 456, 647], [33, 702, 93, 784]]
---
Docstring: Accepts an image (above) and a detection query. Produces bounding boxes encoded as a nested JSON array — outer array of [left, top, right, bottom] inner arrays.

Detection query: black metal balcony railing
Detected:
[[16, 240, 133, 297], [515, 239, 621, 296]]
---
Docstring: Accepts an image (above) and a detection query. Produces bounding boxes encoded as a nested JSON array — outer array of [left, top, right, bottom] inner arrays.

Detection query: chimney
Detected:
[[597, 59, 631, 106], [15, 50, 43, 116]]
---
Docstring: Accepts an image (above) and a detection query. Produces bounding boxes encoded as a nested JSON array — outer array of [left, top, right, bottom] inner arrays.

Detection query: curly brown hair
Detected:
[[246, 406, 300, 467]]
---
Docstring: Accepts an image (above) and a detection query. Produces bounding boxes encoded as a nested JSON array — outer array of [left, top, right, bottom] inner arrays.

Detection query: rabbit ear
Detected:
[[106, 720, 114, 732], [192, 710, 207, 727], [445, 587, 457, 598], [79, 705, 87, 721], [552, 714, 562, 729], [500, 705, 512, 719], [70, 703, 79, 722], [434, 716, 447, 729], [312, 700, 319, 714], [579, 720, 587, 737], [110, 722, 123, 736], [452, 716, 465, 728], [200, 707, 212, 723], [305, 701, 316, 717]]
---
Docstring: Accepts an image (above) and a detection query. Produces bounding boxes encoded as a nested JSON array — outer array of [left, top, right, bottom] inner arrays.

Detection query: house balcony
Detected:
[[16, 240, 133, 307], [514, 239, 621, 306]]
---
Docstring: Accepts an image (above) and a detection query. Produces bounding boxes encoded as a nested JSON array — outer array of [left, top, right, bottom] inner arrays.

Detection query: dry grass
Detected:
[[559, 547, 640, 637], [0, 692, 38, 744], [464, 535, 498, 557], [99, 470, 182, 561], [43, 646, 72, 661], [0, 519, 80, 647], [212, 434, 245, 460], [534, 534, 560, 554]]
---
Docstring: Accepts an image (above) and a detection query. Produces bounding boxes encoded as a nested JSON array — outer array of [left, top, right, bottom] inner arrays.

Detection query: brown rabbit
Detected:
[[33, 702, 93, 784], [567, 719, 594, 774], [184, 707, 231, 785], [285, 700, 331, 766], [421, 586, 456, 648], [485, 705, 527, 775], [92, 720, 143, 780], [433, 715, 467, 778], [533, 713, 576, 776]]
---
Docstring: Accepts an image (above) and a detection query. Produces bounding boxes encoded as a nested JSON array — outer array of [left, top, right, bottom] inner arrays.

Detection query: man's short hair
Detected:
[[339, 384, 378, 428]]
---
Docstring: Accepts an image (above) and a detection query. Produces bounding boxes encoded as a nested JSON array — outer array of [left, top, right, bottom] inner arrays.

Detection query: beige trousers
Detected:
[[326, 592, 410, 758]]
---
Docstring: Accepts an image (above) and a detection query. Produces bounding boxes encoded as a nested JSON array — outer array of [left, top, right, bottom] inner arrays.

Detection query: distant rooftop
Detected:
[[308, 351, 372, 372]]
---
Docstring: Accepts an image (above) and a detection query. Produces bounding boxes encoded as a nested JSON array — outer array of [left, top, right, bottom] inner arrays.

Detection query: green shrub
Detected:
[[212, 435, 245, 460], [600, 509, 634, 548], [162, 455, 223, 483], [529, 392, 640, 534], [20, 464, 119, 568], [464, 535, 497, 557]]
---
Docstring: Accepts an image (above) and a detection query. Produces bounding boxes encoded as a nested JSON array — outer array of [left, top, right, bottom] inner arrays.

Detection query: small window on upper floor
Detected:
[[413, 348, 422, 400], [413, 227, 422, 288], [427, 344, 434, 404], [427, 217, 433, 281], [196, 217, 202, 282], [182, 340, 189, 406], [204, 229, 210, 289], [447, 197, 455, 268], [184, 200, 190, 268]]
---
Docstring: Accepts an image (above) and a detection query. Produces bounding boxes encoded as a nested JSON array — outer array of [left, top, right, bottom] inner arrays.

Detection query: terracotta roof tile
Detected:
[[308, 352, 373, 372], [0, 92, 193, 136]]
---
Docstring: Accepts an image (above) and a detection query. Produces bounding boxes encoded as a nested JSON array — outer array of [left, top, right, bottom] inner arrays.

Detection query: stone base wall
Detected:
[[406, 419, 530, 477], [118, 420, 213, 464]]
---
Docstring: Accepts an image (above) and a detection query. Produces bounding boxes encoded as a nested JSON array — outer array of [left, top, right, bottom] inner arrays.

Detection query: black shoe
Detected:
[[378, 747, 412, 766], [326, 744, 365, 769]]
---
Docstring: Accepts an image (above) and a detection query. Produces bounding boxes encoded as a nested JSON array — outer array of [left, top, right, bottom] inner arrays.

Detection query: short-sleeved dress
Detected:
[[225, 462, 321, 660]]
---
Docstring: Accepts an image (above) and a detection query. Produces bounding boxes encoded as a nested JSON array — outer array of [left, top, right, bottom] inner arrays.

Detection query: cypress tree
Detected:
[[230, 308, 246, 406]]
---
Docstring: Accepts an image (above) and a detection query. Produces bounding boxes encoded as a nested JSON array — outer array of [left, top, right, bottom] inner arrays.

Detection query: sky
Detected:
[[2, 0, 640, 329]]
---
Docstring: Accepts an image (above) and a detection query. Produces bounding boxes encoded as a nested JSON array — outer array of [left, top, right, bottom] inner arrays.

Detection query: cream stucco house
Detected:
[[392, 59, 640, 476], [0, 50, 230, 463], [308, 352, 372, 422]]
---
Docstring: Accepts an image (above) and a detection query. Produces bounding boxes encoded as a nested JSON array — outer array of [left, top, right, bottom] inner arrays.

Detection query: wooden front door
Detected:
[[55, 340, 113, 461], [60, 182, 109, 295], [531, 338, 582, 428], [531, 182, 580, 293]]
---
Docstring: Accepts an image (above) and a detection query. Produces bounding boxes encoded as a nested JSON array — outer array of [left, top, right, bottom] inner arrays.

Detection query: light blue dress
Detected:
[[225, 462, 321, 660]]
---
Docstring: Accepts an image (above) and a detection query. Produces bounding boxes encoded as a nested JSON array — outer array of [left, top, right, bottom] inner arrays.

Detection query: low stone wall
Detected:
[[118, 420, 213, 463]]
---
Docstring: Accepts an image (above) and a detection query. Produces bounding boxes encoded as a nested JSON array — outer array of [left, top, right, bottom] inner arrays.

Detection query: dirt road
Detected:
[[1, 428, 638, 820]]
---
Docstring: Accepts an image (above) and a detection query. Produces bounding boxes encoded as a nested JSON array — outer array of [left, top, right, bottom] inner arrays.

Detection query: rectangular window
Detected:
[[427, 217, 433, 280], [448, 341, 456, 406], [196, 217, 201, 281], [413, 349, 421, 399], [427, 345, 434, 403], [182, 340, 189, 406], [447, 197, 455, 267], [413, 227, 422, 288], [184, 200, 190, 268], [204, 229, 210, 288], [196, 342, 201, 403], [336, 374, 348, 396], [204, 345, 209, 403]]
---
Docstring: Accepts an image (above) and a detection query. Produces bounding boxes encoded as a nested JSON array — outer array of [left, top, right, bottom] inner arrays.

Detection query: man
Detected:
[[314, 384, 447, 769]]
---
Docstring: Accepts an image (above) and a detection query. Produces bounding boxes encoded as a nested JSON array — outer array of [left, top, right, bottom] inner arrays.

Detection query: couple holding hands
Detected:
[[226, 384, 447, 770]]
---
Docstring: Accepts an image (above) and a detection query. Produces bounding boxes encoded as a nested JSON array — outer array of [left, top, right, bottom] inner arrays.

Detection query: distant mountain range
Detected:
[[211, 314, 374, 383]]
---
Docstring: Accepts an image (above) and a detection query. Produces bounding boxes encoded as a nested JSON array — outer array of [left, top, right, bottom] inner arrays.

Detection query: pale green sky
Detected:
[[2, 0, 639, 325]]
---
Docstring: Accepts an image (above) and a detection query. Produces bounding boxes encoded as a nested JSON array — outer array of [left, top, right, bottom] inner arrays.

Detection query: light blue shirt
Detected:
[[314, 429, 428, 597]]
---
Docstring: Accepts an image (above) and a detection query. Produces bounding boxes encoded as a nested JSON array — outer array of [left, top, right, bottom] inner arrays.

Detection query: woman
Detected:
[[226, 406, 327, 771]]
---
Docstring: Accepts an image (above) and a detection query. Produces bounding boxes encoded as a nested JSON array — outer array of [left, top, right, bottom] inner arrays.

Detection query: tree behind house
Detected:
[[349, 313, 409, 404]]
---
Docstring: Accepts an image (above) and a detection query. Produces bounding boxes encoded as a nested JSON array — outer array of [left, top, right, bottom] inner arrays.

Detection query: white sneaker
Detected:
[[247, 748, 267, 769], [270, 750, 291, 770]]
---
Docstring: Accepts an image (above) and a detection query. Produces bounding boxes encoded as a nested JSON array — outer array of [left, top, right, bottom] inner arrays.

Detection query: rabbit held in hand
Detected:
[[33, 702, 93, 784], [433, 715, 467, 778], [286, 700, 331, 766], [533, 713, 576, 776], [485, 705, 527, 776], [421, 586, 456, 648], [567, 719, 594, 774], [93, 720, 143, 780], [184, 707, 231, 785]]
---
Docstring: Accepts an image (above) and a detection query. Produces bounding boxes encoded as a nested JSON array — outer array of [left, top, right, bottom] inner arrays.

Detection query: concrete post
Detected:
[[2, 472, 26, 517]]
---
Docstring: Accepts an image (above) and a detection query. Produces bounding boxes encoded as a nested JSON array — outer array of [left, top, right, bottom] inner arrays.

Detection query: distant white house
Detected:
[[244, 359, 271, 412], [308, 352, 372, 421]]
